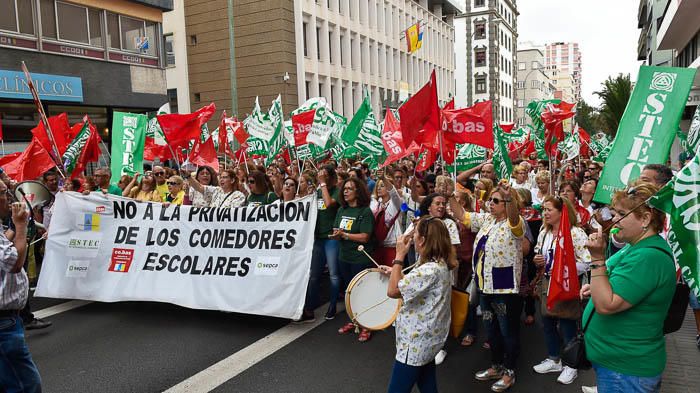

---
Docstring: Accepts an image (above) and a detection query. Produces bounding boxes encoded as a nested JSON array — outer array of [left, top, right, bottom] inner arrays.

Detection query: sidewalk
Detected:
[[663, 308, 700, 393]]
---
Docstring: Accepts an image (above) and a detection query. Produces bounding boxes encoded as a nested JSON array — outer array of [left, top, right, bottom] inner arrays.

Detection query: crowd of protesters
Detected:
[[1, 149, 697, 393]]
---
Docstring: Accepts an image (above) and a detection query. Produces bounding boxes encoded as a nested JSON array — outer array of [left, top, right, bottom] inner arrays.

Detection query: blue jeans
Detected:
[[480, 293, 522, 371], [460, 289, 481, 339], [339, 260, 371, 292], [0, 315, 42, 393], [593, 364, 662, 393], [305, 239, 340, 312], [542, 316, 577, 359], [387, 360, 438, 393]]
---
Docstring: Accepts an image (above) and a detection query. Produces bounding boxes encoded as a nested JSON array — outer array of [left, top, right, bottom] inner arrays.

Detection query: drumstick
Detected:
[[357, 245, 381, 268]]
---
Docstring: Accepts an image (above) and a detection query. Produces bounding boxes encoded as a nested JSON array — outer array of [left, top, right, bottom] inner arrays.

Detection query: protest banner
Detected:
[[36, 193, 318, 319], [593, 66, 697, 204], [111, 112, 146, 183]]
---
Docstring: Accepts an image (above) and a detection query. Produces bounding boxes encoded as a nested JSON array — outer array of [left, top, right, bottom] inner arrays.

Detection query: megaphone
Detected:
[[14, 181, 54, 211]]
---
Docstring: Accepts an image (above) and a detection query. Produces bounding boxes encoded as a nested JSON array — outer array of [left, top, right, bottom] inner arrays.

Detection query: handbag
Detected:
[[537, 276, 582, 320], [449, 286, 469, 338], [664, 281, 690, 334], [561, 308, 594, 370]]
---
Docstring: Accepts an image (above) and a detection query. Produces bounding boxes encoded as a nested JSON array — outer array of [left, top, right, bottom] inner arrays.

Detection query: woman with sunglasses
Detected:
[[246, 171, 278, 206], [379, 217, 456, 393], [187, 169, 245, 208], [123, 173, 162, 202], [152, 166, 169, 200], [188, 166, 219, 208], [450, 181, 524, 391], [531, 196, 591, 385], [332, 177, 375, 342], [581, 183, 675, 393], [164, 176, 186, 205]]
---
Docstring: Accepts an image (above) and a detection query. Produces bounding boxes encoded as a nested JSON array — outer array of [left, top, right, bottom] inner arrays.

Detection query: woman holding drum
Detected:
[[379, 216, 455, 393]]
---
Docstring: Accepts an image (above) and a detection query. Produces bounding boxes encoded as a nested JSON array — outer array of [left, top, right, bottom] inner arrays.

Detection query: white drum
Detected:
[[345, 268, 401, 331]]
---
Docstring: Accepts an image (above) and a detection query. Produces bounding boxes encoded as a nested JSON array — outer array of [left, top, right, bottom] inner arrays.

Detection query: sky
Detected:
[[517, 0, 642, 107]]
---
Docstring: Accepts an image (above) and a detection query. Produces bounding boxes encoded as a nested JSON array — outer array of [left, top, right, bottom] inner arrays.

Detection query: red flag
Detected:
[[30, 113, 70, 157], [500, 123, 515, 133], [234, 142, 248, 162], [381, 108, 406, 166], [0, 152, 21, 167], [399, 70, 439, 146], [157, 103, 216, 147], [144, 138, 172, 162], [442, 98, 455, 111], [292, 110, 315, 146], [541, 101, 575, 157], [218, 111, 228, 154], [441, 101, 493, 148], [70, 116, 102, 179], [415, 145, 438, 172], [3, 139, 56, 182], [547, 204, 580, 310], [578, 127, 591, 157], [231, 119, 248, 145], [188, 136, 220, 173]]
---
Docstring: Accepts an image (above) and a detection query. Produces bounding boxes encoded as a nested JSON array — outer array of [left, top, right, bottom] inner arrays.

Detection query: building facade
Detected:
[[655, 0, 700, 165], [544, 42, 581, 103], [163, 0, 189, 114], [179, 0, 460, 127], [515, 46, 555, 126], [454, 0, 518, 124], [637, 0, 672, 67], [0, 0, 173, 152]]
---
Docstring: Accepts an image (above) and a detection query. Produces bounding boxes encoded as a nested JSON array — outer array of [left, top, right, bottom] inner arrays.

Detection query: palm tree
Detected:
[[594, 74, 632, 137]]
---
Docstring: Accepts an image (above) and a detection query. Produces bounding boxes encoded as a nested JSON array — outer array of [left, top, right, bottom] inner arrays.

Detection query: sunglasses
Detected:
[[154, 172, 165, 177], [588, 167, 598, 171], [167, 182, 181, 186], [489, 197, 503, 205], [248, 179, 256, 184]]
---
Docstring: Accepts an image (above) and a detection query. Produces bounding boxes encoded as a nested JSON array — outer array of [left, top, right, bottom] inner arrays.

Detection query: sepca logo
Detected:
[[108, 248, 134, 273]]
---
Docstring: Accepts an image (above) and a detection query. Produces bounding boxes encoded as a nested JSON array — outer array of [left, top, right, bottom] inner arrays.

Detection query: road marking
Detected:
[[34, 300, 92, 319], [164, 303, 341, 393]]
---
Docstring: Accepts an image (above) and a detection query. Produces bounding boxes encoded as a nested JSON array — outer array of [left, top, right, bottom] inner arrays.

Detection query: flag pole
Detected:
[[21, 62, 66, 178], [1, 140, 4, 156], [453, 147, 457, 183]]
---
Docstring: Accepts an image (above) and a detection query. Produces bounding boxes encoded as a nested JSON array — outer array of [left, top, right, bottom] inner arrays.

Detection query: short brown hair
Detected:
[[612, 181, 665, 233], [542, 195, 578, 231], [338, 177, 371, 208]]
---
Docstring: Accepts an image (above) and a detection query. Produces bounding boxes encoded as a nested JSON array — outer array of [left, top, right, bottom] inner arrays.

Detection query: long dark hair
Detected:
[[338, 177, 371, 208], [196, 166, 219, 187], [248, 170, 270, 195]]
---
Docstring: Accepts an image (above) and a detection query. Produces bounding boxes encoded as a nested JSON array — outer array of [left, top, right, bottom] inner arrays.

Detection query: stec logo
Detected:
[[108, 248, 135, 273]]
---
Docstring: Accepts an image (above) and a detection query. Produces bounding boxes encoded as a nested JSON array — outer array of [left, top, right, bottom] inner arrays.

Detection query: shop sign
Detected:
[[0, 33, 38, 50], [108, 52, 159, 67], [0, 70, 83, 102], [42, 42, 104, 61]]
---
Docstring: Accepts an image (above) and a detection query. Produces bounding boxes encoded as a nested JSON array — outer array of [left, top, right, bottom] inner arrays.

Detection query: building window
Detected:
[[303, 22, 308, 57], [474, 0, 485, 6], [40, 0, 56, 38], [474, 22, 486, 39], [0, 0, 34, 35], [531, 80, 540, 89], [193, 93, 201, 103], [475, 76, 486, 94], [518, 62, 526, 71], [516, 81, 525, 89], [518, 99, 524, 108], [316, 27, 321, 60], [103, 12, 157, 55], [56, 2, 89, 44], [475, 49, 486, 67], [164, 34, 175, 66], [531, 61, 539, 69], [167, 89, 178, 114]]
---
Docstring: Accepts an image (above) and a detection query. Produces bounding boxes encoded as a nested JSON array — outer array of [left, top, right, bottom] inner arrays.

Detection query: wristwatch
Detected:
[[319, 183, 327, 188], [392, 259, 404, 267], [590, 263, 606, 270]]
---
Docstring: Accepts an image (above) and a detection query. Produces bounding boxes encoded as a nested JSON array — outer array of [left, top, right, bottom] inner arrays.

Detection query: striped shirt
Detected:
[[0, 230, 26, 310]]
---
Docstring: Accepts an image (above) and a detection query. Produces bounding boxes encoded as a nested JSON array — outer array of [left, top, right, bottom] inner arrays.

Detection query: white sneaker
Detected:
[[557, 366, 578, 384], [434, 349, 447, 365], [533, 358, 563, 374], [581, 386, 598, 393]]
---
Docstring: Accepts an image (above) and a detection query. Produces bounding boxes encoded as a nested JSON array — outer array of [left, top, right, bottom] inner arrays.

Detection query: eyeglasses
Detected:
[[588, 167, 598, 171], [154, 172, 165, 177], [343, 187, 356, 192], [489, 197, 503, 205], [166, 182, 181, 186]]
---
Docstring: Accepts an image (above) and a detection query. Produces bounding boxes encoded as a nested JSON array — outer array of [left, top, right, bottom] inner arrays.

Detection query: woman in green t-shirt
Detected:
[[332, 177, 375, 342], [582, 182, 676, 392], [245, 170, 278, 206]]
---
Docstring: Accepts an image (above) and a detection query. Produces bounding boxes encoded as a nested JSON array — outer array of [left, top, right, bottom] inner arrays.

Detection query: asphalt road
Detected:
[[25, 292, 596, 393]]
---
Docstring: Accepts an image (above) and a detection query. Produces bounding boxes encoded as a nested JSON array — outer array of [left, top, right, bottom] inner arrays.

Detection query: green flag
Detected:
[[492, 126, 513, 181], [526, 99, 560, 159], [63, 122, 91, 174], [343, 94, 372, 145], [686, 105, 700, 155], [246, 137, 268, 157], [592, 139, 614, 163], [245, 97, 276, 141], [560, 127, 581, 161], [447, 143, 487, 173], [111, 112, 147, 184], [649, 154, 700, 297], [594, 66, 697, 204], [589, 132, 610, 156], [264, 95, 286, 166]]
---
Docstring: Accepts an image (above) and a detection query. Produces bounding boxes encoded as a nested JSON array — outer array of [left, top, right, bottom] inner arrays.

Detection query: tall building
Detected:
[[454, 0, 518, 124], [0, 0, 173, 152], [655, 0, 700, 165], [544, 42, 581, 103], [637, 0, 672, 66], [174, 0, 461, 127], [515, 45, 555, 126], [163, 0, 190, 114]]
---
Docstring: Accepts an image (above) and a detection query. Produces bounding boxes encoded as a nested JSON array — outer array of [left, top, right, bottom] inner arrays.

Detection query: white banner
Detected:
[[36, 193, 318, 319]]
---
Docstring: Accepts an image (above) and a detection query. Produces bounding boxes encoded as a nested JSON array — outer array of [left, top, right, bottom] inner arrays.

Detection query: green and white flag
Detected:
[[307, 105, 345, 149], [492, 126, 513, 181], [526, 99, 560, 159], [111, 112, 147, 184], [594, 66, 697, 204], [63, 122, 91, 174], [264, 95, 286, 166], [447, 143, 488, 173], [649, 154, 700, 297], [589, 132, 610, 155], [560, 126, 581, 161], [686, 105, 700, 155], [245, 96, 276, 141], [343, 95, 385, 160], [592, 139, 614, 163]]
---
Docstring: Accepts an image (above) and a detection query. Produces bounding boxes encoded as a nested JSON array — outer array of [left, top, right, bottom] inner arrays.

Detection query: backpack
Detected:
[[373, 204, 400, 243], [648, 246, 689, 335]]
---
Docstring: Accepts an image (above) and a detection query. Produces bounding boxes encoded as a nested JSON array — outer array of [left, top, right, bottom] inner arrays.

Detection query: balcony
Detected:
[[637, 0, 649, 28], [638, 25, 649, 61], [657, 0, 700, 51], [127, 0, 174, 11]]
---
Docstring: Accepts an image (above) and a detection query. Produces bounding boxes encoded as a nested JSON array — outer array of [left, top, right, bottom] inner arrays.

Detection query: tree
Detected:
[[594, 74, 632, 137], [575, 99, 599, 132]]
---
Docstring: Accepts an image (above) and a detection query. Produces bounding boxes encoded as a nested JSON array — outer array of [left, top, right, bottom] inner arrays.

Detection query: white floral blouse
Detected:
[[197, 185, 245, 208], [535, 226, 592, 276], [464, 212, 524, 295], [395, 259, 451, 366]]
